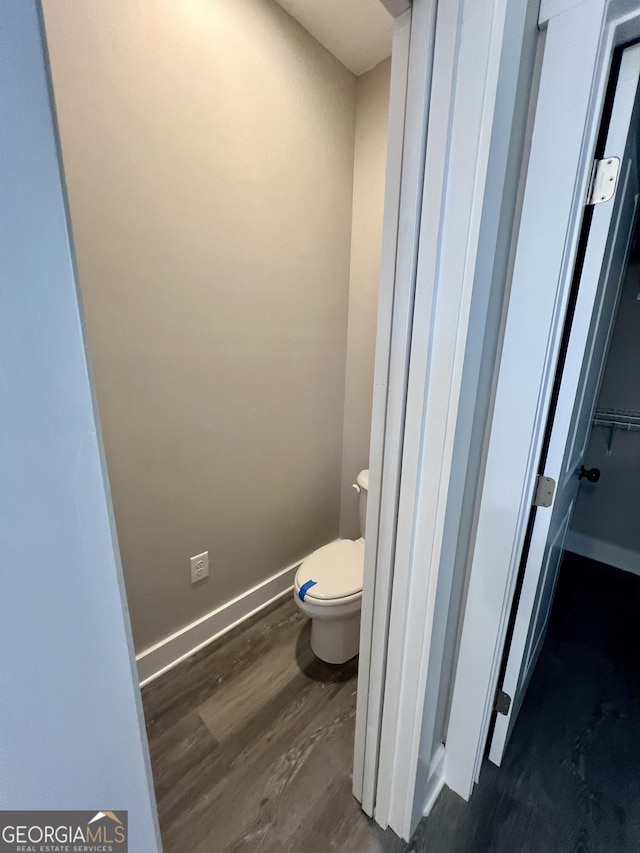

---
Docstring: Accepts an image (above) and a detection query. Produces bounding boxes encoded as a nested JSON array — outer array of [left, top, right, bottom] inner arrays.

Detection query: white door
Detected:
[[489, 42, 640, 766]]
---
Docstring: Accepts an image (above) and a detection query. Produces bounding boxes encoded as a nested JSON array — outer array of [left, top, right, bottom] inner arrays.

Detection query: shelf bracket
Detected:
[[606, 423, 614, 456]]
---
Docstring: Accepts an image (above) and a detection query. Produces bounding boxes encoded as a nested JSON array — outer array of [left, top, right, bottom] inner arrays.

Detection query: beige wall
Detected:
[[42, 0, 357, 652], [340, 60, 391, 537]]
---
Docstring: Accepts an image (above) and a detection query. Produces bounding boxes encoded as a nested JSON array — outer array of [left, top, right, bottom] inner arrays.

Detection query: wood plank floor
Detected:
[[142, 596, 405, 853], [408, 553, 640, 853], [143, 553, 639, 852]]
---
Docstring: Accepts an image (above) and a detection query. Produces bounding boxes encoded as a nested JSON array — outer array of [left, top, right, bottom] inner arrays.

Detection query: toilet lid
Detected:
[[296, 539, 364, 601]]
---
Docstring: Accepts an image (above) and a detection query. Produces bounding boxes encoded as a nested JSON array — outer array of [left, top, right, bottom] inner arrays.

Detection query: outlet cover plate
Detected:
[[190, 551, 209, 585]]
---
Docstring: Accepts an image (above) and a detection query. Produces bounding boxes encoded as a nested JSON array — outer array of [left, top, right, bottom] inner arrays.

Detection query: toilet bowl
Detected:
[[294, 469, 368, 664]]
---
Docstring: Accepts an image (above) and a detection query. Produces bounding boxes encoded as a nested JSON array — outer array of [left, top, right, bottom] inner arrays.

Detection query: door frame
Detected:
[[445, 0, 640, 801], [353, 2, 418, 817], [355, 0, 541, 840]]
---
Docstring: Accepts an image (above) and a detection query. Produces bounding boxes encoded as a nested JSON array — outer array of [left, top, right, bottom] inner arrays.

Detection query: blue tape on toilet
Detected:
[[298, 580, 318, 601]]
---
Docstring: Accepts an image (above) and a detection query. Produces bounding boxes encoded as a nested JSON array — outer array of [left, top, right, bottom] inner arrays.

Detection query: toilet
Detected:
[[294, 469, 368, 664]]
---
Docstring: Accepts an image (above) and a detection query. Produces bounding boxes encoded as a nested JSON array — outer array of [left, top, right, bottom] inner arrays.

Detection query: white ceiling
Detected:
[[273, 0, 393, 76]]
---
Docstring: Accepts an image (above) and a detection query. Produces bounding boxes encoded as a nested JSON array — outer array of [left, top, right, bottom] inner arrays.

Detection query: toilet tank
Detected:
[[356, 469, 369, 538]]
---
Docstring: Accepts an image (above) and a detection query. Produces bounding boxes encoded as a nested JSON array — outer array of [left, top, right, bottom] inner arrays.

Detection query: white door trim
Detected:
[[353, 5, 416, 813], [445, 0, 640, 801], [370, 0, 537, 839]]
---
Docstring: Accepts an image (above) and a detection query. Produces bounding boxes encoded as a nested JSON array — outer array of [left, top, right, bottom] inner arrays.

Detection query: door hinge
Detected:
[[495, 688, 512, 716], [586, 156, 620, 205], [533, 474, 555, 508]]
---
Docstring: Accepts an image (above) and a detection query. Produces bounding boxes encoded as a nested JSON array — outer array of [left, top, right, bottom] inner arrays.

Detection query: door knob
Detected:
[[579, 465, 600, 483]]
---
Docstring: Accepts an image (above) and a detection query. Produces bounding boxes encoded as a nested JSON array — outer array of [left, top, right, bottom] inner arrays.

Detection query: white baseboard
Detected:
[[422, 744, 446, 817], [136, 556, 308, 687], [565, 531, 640, 578]]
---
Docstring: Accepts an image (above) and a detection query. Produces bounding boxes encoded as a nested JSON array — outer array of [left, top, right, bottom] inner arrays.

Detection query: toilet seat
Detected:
[[294, 539, 364, 605]]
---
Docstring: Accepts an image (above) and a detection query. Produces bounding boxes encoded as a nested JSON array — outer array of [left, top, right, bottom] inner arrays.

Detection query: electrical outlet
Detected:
[[190, 551, 209, 585]]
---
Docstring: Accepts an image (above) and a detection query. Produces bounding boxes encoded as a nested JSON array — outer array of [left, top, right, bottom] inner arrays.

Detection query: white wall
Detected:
[[42, 0, 359, 654], [0, 4, 159, 846], [340, 58, 391, 538], [569, 262, 640, 573]]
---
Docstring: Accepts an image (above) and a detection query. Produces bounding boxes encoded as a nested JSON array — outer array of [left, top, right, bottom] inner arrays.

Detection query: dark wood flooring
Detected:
[[143, 553, 640, 852], [142, 597, 404, 853], [408, 553, 640, 853]]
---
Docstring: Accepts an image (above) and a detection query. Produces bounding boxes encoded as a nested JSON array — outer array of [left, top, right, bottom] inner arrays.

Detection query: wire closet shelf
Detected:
[[592, 407, 640, 454]]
